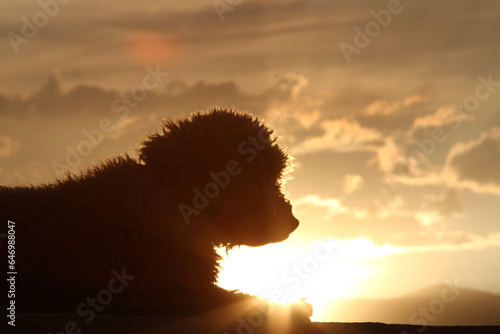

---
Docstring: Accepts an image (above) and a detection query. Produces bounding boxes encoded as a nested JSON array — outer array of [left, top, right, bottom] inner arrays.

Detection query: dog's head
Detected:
[[140, 108, 299, 247]]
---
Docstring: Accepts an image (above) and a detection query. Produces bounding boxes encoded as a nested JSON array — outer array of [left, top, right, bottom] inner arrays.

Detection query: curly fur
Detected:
[[0, 108, 300, 316]]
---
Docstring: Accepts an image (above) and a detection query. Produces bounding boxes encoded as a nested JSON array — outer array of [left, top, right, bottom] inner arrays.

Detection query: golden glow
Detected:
[[217, 239, 378, 321], [126, 30, 182, 65]]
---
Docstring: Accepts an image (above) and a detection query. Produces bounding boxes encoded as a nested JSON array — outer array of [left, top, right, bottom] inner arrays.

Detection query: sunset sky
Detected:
[[1, 0, 500, 322]]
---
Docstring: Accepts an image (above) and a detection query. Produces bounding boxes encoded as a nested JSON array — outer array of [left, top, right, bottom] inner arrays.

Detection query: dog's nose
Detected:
[[290, 216, 299, 232]]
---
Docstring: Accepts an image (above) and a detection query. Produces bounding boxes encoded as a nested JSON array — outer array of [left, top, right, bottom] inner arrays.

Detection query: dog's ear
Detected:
[[139, 121, 201, 192], [139, 120, 178, 168]]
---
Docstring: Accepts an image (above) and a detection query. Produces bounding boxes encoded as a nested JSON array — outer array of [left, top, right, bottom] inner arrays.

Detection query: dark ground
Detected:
[[9, 314, 500, 334]]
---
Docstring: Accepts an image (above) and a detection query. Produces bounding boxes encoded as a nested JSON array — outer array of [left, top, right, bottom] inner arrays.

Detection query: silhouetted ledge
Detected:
[[14, 314, 500, 334]]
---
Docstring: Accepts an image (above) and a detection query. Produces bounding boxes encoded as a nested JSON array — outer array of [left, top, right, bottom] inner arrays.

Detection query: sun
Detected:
[[216, 238, 377, 321], [126, 30, 182, 65]]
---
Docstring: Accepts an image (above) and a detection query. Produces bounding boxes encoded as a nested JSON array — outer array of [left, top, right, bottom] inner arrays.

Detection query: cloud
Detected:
[[295, 110, 321, 129], [107, 116, 141, 140], [373, 188, 464, 228], [0, 136, 21, 157], [414, 211, 442, 227], [327, 236, 403, 259], [270, 73, 309, 101], [294, 194, 370, 220], [294, 194, 349, 216], [0, 75, 120, 117], [371, 137, 405, 174], [393, 231, 500, 254], [292, 232, 500, 262], [443, 127, 500, 193], [373, 195, 440, 227], [293, 190, 471, 246], [338, 232, 500, 259], [371, 105, 474, 184], [364, 94, 427, 116], [291, 118, 384, 155], [410, 105, 473, 131], [2, 0, 500, 97], [343, 174, 364, 194], [0, 72, 318, 121], [293, 194, 369, 237], [374, 195, 405, 219], [87, 0, 500, 72], [429, 188, 462, 217], [264, 106, 322, 148]]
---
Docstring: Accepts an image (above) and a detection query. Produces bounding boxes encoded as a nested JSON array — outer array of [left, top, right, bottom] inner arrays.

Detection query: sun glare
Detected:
[[217, 238, 378, 321], [126, 30, 182, 65]]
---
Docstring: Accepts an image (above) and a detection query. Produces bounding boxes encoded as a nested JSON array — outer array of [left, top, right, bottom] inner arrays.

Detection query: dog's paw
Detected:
[[290, 298, 313, 322], [258, 297, 313, 323]]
